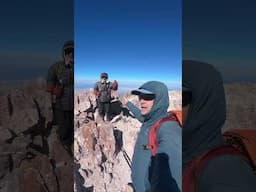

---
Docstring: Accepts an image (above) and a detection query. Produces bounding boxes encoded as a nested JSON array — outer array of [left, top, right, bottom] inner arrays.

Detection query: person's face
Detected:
[[138, 94, 154, 115], [101, 77, 107, 82]]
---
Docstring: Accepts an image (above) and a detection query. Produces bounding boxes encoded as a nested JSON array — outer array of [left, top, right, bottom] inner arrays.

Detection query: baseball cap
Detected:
[[101, 72, 108, 78], [131, 88, 155, 100]]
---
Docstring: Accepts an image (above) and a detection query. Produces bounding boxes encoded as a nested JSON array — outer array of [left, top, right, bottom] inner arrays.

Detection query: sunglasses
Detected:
[[138, 94, 155, 101], [64, 48, 74, 55]]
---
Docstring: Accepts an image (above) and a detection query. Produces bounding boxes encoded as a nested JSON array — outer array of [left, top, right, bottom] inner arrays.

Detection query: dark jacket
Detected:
[[47, 61, 74, 111], [183, 60, 256, 192], [94, 81, 113, 102], [126, 81, 182, 192]]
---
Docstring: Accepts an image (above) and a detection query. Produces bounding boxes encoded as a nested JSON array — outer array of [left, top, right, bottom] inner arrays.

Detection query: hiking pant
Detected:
[[51, 103, 58, 125], [98, 101, 111, 121], [55, 109, 74, 149]]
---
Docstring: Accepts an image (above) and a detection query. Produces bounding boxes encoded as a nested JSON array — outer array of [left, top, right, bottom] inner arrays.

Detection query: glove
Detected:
[[148, 153, 180, 192], [53, 85, 63, 97], [94, 91, 101, 97]]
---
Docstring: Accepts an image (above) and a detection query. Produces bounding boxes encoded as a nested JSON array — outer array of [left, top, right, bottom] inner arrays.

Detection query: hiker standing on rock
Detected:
[[94, 73, 118, 121], [182, 60, 256, 192], [46, 40, 74, 154], [122, 81, 181, 192]]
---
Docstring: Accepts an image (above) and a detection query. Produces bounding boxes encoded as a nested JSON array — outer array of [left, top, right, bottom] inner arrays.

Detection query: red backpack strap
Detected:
[[183, 146, 246, 192], [223, 129, 256, 171], [169, 110, 183, 127], [145, 115, 178, 156]]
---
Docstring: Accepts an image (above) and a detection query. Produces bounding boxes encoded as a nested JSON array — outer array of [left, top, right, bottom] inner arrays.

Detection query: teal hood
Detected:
[[138, 81, 169, 122]]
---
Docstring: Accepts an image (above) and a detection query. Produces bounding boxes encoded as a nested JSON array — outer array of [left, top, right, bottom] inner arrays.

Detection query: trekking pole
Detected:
[[121, 148, 132, 169]]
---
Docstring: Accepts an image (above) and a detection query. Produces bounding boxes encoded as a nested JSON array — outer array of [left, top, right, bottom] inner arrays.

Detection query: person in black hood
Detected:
[[182, 60, 256, 192]]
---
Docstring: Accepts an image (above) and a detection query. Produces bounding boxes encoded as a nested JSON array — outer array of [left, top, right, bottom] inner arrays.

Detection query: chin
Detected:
[[140, 109, 148, 115]]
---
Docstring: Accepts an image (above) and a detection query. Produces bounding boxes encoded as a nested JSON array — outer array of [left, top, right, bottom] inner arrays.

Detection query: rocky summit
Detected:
[[0, 79, 255, 192]]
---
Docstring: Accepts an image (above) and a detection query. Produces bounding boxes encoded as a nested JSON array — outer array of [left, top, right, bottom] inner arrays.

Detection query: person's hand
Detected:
[[121, 96, 129, 106]]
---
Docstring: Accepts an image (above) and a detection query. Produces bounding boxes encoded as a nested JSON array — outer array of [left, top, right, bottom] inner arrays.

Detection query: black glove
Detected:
[[148, 153, 180, 192]]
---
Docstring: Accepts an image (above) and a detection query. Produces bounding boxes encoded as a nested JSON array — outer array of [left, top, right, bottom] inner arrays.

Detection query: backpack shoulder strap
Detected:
[[169, 110, 182, 127], [223, 129, 256, 170], [183, 145, 246, 192], [145, 115, 179, 156]]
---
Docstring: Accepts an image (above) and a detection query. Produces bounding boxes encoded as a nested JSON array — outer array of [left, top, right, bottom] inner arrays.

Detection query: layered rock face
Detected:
[[0, 80, 73, 192]]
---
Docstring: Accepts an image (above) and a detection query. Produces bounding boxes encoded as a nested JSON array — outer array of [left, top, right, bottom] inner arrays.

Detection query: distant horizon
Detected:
[[0, 77, 255, 86], [75, 78, 181, 92]]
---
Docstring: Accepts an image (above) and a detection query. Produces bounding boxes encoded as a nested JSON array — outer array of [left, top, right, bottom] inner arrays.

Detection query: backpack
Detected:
[[145, 110, 182, 156], [183, 129, 256, 192]]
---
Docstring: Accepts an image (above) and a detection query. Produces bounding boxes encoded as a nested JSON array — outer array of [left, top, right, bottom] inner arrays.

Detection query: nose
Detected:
[[139, 98, 146, 104]]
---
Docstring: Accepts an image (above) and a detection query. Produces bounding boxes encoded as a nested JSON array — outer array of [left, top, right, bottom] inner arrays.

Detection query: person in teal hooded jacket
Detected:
[[122, 81, 182, 192]]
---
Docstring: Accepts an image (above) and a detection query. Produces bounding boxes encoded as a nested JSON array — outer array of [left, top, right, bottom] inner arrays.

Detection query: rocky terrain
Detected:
[[0, 79, 73, 192], [223, 83, 256, 131], [0, 80, 255, 192]]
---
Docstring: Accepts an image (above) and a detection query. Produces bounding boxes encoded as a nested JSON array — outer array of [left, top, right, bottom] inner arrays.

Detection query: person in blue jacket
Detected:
[[122, 81, 181, 192]]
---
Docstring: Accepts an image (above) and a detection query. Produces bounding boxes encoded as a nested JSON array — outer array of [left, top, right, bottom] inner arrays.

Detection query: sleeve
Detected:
[[126, 101, 145, 123], [148, 153, 181, 192], [94, 82, 100, 97], [197, 155, 256, 192], [156, 121, 182, 191], [46, 64, 57, 93]]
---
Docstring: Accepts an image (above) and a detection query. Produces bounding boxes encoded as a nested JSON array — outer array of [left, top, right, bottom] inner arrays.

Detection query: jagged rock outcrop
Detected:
[[0, 79, 73, 192]]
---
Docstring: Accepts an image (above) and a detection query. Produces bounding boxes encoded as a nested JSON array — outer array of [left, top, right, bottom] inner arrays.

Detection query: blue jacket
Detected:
[[126, 81, 182, 192]]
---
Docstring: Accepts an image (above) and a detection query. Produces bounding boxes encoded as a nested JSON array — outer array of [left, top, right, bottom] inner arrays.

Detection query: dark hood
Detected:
[[183, 60, 226, 166], [139, 81, 169, 122]]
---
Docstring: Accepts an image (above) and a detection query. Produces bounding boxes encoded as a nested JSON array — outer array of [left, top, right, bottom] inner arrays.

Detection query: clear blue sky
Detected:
[[75, 0, 182, 87], [183, 0, 256, 82]]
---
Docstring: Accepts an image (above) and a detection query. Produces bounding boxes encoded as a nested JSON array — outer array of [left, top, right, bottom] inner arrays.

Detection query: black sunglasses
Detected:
[[64, 48, 74, 55], [138, 94, 155, 101]]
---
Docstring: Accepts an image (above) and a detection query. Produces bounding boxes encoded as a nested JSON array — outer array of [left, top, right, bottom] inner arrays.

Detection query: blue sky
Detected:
[[183, 0, 256, 82], [0, 0, 73, 81], [75, 0, 182, 89]]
